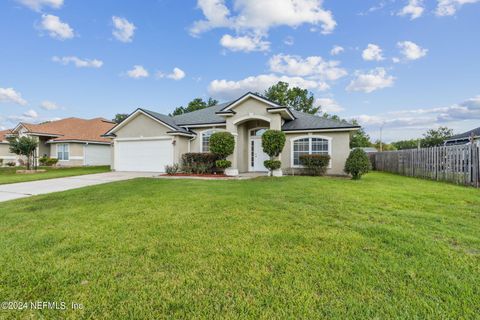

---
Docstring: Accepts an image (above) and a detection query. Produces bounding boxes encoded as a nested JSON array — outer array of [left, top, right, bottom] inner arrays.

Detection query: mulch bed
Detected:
[[160, 173, 228, 178]]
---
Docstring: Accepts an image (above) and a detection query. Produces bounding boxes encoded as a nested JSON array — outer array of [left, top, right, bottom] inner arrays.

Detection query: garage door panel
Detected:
[[116, 139, 173, 172]]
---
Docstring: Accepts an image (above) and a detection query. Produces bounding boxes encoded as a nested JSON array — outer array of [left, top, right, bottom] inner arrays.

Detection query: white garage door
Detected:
[[85, 144, 112, 166], [115, 139, 173, 172]]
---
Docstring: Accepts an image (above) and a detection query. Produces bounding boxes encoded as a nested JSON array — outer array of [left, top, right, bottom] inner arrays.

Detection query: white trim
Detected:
[[47, 140, 111, 145], [105, 109, 176, 135], [222, 93, 281, 111], [290, 135, 332, 169], [69, 156, 84, 160], [284, 128, 359, 133], [232, 114, 271, 125], [0, 156, 17, 160], [267, 107, 295, 120], [167, 132, 195, 138], [113, 136, 172, 142]]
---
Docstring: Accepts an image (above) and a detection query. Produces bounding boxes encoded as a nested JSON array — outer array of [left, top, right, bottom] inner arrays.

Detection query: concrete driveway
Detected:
[[0, 171, 157, 203]]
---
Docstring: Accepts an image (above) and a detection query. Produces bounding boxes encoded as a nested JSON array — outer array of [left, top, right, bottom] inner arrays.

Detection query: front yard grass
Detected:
[[0, 166, 110, 185], [0, 172, 479, 319]]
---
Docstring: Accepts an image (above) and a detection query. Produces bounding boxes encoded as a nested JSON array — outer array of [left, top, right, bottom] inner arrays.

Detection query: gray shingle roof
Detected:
[[172, 103, 229, 126], [282, 110, 358, 131], [446, 126, 480, 141], [140, 108, 190, 133], [140, 99, 359, 133]]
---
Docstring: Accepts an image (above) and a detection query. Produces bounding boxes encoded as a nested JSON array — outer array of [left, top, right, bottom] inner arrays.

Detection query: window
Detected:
[[201, 130, 217, 152], [250, 128, 267, 136], [57, 143, 69, 161], [292, 137, 330, 166]]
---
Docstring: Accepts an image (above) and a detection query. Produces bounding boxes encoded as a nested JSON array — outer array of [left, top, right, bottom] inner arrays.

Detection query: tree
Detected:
[[262, 130, 286, 175], [264, 81, 320, 114], [421, 127, 453, 147], [344, 149, 371, 180], [209, 132, 235, 170], [171, 97, 218, 116], [349, 119, 372, 148], [391, 139, 420, 150], [8, 136, 38, 170], [112, 113, 128, 124], [373, 139, 396, 151]]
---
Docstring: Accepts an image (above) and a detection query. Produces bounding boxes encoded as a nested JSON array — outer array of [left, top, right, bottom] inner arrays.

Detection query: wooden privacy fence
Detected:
[[373, 144, 480, 187]]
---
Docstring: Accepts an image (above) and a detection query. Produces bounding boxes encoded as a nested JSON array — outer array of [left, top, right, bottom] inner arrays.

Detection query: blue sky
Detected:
[[1, 0, 479, 141]]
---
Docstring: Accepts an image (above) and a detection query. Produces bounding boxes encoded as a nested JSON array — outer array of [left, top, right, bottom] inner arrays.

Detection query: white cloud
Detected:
[[346, 68, 395, 93], [52, 56, 103, 68], [159, 67, 186, 80], [0, 88, 27, 105], [330, 45, 344, 56], [220, 34, 270, 52], [435, 0, 480, 16], [362, 44, 384, 61], [354, 95, 480, 134], [40, 100, 60, 110], [112, 16, 136, 43], [16, 0, 63, 11], [190, 0, 336, 36], [38, 14, 74, 40], [284, 36, 294, 46], [397, 41, 428, 60], [316, 97, 344, 113], [268, 54, 347, 81], [23, 109, 38, 118], [398, 0, 425, 19], [208, 74, 329, 100], [126, 65, 149, 79]]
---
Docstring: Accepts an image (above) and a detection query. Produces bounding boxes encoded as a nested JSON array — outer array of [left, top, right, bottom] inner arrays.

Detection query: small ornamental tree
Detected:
[[344, 148, 371, 180], [8, 136, 38, 170], [210, 132, 235, 170], [262, 130, 286, 174]]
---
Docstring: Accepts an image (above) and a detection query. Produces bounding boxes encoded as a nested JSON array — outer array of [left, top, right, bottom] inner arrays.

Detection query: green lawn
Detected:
[[0, 166, 110, 185], [0, 173, 479, 319]]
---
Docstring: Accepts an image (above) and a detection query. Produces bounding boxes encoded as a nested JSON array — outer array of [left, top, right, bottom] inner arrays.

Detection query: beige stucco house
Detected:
[[0, 118, 115, 166], [105, 93, 360, 175]]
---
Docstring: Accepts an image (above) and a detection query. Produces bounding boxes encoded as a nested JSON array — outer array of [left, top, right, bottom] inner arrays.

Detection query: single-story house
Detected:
[[1, 117, 116, 166], [105, 92, 360, 175], [445, 126, 480, 145]]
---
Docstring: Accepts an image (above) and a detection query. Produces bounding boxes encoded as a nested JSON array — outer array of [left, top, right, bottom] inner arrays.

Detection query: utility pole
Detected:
[[379, 122, 384, 152]]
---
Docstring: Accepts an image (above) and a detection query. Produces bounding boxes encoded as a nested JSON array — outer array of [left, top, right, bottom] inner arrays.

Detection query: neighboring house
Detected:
[[1, 118, 115, 166], [105, 92, 360, 175], [444, 126, 480, 146], [355, 147, 378, 153], [0, 129, 16, 164]]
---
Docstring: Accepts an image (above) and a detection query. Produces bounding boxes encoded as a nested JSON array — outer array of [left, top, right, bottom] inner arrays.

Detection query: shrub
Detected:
[[181, 153, 218, 174], [209, 132, 235, 159], [262, 130, 286, 158], [6, 161, 16, 167], [344, 148, 371, 180], [264, 160, 281, 171], [39, 156, 58, 167], [215, 159, 231, 169], [300, 154, 330, 176], [165, 163, 179, 175], [0, 159, 3, 166], [262, 130, 286, 174]]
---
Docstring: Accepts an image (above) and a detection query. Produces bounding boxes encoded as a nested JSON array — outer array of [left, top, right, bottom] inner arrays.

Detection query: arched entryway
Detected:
[[235, 119, 270, 173]]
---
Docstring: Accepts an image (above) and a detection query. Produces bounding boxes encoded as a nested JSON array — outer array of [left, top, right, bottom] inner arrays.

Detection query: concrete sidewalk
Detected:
[[0, 171, 156, 203]]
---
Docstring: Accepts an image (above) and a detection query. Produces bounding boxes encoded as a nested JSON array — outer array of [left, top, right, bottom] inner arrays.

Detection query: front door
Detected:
[[249, 138, 269, 172]]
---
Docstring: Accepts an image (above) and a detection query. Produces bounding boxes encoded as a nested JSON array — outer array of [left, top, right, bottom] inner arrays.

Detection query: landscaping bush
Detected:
[[0, 159, 3, 167], [264, 160, 281, 171], [6, 162, 16, 167], [210, 132, 235, 160], [262, 130, 286, 175], [39, 156, 58, 167], [165, 163, 179, 175], [181, 153, 218, 174], [344, 148, 371, 180], [299, 154, 330, 176], [215, 159, 231, 170]]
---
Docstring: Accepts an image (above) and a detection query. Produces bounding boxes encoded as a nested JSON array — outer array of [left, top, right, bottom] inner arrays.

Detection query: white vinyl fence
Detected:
[[373, 144, 480, 187]]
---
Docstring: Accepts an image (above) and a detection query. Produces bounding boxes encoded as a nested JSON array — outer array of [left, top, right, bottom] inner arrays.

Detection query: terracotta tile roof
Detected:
[[0, 129, 12, 142], [19, 117, 115, 143]]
